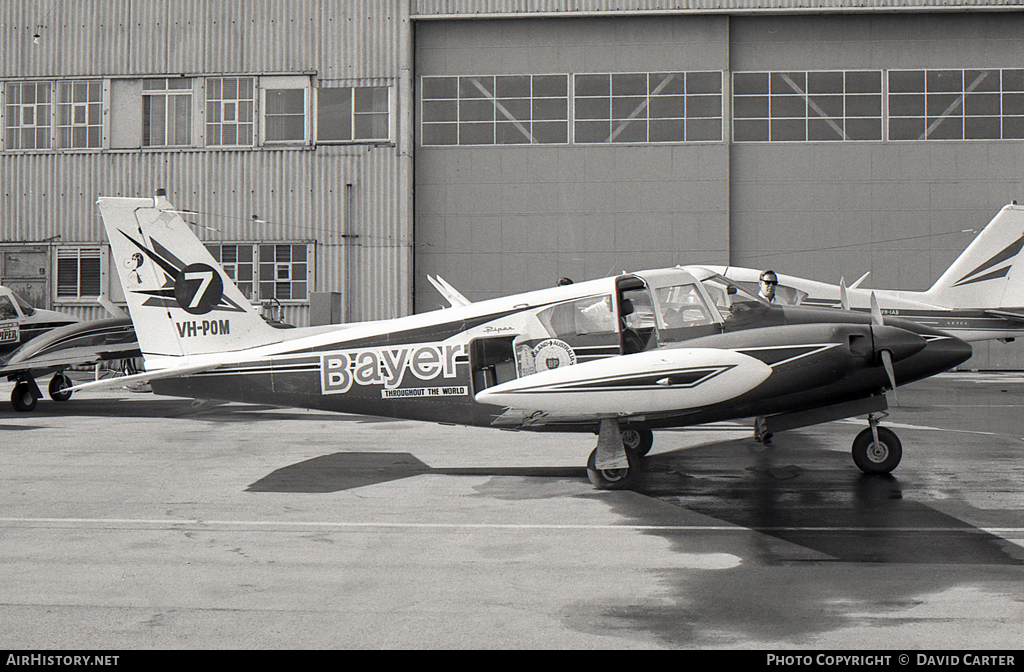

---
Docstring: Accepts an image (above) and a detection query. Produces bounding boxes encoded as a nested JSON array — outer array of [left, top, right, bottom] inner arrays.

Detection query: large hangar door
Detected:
[[414, 16, 732, 313]]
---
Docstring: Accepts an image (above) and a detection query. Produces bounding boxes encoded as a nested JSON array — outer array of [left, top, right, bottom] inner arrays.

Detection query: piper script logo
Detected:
[[321, 343, 467, 394]]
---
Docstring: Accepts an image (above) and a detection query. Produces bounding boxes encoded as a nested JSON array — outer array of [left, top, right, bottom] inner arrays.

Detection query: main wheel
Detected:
[[49, 373, 73, 402], [11, 382, 37, 412], [586, 445, 640, 490], [852, 426, 902, 474], [621, 428, 653, 458]]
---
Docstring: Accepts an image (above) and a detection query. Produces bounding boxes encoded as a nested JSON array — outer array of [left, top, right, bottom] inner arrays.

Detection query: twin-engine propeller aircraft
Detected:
[[71, 192, 972, 489], [706, 203, 1024, 345]]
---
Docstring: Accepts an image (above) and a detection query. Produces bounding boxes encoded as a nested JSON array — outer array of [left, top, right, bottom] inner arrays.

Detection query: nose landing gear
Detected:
[[852, 412, 902, 474]]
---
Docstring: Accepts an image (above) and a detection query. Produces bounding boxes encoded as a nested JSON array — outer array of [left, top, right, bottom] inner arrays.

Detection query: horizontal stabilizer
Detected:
[[428, 275, 472, 307], [984, 308, 1024, 322], [66, 363, 219, 395]]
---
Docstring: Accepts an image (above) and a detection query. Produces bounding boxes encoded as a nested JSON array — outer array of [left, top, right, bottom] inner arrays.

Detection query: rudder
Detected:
[[923, 204, 1024, 309]]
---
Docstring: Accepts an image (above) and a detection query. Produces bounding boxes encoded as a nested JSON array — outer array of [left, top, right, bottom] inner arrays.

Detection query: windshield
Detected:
[[12, 292, 35, 316], [697, 272, 768, 319], [0, 296, 18, 320]]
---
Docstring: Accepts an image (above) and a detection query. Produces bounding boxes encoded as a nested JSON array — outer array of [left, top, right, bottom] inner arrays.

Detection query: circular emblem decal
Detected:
[[174, 263, 224, 315], [532, 339, 577, 372]]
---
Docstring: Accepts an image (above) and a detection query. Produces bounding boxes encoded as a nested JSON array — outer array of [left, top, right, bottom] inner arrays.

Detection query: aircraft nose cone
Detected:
[[937, 334, 974, 371], [896, 332, 973, 384]]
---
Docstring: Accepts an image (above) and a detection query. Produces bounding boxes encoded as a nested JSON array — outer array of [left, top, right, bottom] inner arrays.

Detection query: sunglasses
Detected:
[[761, 279, 778, 285]]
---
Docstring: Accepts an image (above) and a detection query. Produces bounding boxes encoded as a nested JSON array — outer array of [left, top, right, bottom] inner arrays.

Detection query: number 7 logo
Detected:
[[174, 263, 224, 315]]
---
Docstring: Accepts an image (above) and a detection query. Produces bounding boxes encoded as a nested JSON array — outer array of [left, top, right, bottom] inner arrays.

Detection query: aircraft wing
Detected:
[[428, 275, 472, 307], [65, 362, 221, 395], [0, 317, 140, 375]]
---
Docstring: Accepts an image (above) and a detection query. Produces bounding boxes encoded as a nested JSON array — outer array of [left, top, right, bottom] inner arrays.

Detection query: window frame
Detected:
[[315, 85, 393, 144], [731, 70, 883, 143], [54, 245, 107, 304], [205, 76, 257, 148], [420, 73, 571, 147], [888, 68, 1024, 141], [142, 77, 196, 148], [573, 71, 724, 145], [260, 75, 311, 146], [204, 241, 314, 304]]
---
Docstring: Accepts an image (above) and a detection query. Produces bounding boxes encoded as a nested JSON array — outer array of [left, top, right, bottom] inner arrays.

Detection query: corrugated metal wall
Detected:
[[410, 0, 1024, 16], [0, 0, 411, 325]]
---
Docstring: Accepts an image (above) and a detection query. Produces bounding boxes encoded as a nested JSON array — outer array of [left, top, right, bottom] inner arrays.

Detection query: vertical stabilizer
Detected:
[[97, 194, 283, 360], [923, 204, 1024, 309]]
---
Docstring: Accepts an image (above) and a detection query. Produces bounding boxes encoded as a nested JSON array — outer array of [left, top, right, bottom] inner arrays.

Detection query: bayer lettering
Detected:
[[176, 319, 230, 338], [321, 343, 466, 395]]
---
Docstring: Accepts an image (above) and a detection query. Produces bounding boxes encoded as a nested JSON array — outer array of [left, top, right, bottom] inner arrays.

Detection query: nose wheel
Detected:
[[852, 413, 902, 474], [586, 420, 646, 489]]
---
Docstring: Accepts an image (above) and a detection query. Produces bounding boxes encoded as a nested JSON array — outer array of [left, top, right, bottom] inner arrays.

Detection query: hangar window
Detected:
[[888, 69, 1024, 140], [316, 86, 391, 143], [143, 78, 193, 147], [262, 76, 310, 145], [206, 77, 255, 147], [55, 247, 104, 302], [4, 81, 53, 150], [56, 80, 104, 149], [204, 242, 313, 303], [420, 74, 569, 146], [573, 71, 722, 144], [732, 71, 882, 142]]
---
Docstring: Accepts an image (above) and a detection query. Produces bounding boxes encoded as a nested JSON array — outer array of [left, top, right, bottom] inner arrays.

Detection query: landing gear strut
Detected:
[[10, 376, 41, 412], [48, 372, 73, 402], [851, 412, 902, 474], [586, 420, 647, 489]]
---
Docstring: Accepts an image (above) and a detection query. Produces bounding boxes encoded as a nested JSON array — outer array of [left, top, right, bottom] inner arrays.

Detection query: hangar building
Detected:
[[1, 1, 1023, 369]]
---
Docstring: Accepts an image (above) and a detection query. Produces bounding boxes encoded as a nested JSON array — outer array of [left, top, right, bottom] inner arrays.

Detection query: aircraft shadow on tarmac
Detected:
[[246, 435, 1024, 567], [245, 451, 583, 493], [630, 437, 1024, 567]]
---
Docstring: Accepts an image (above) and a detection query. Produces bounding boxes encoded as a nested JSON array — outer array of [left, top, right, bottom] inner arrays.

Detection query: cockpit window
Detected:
[[0, 296, 18, 320], [11, 292, 35, 316], [698, 273, 767, 319], [654, 284, 713, 328], [537, 294, 616, 339]]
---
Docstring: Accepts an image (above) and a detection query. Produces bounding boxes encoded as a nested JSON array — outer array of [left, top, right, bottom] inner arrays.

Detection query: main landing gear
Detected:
[[9, 372, 74, 412], [586, 421, 653, 490], [851, 412, 902, 474]]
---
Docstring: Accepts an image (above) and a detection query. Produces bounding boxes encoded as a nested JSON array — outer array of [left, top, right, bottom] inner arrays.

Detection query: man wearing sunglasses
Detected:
[[758, 269, 779, 303]]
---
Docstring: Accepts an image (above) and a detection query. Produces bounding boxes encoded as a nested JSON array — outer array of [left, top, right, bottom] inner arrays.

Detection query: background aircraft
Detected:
[[72, 192, 971, 489], [704, 203, 1024, 344], [2, 316, 140, 411], [0, 284, 80, 358]]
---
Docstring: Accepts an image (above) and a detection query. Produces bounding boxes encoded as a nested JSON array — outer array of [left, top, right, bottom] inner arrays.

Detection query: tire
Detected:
[[49, 373, 73, 402], [11, 382, 37, 413], [621, 428, 654, 458], [586, 445, 640, 490], [852, 426, 902, 474]]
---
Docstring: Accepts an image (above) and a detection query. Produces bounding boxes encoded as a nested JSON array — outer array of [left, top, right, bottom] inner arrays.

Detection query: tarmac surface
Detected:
[[0, 371, 1022, 650]]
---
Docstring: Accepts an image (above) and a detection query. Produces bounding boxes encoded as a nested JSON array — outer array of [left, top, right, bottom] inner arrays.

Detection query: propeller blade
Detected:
[[870, 292, 884, 327], [881, 348, 899, 406], [839, 278, 850, 311]]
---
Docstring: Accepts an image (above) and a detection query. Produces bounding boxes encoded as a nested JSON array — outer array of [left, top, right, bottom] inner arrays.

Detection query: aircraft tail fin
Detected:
[[97, 192, 284, 361], [924, 204, 1024, 309]]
